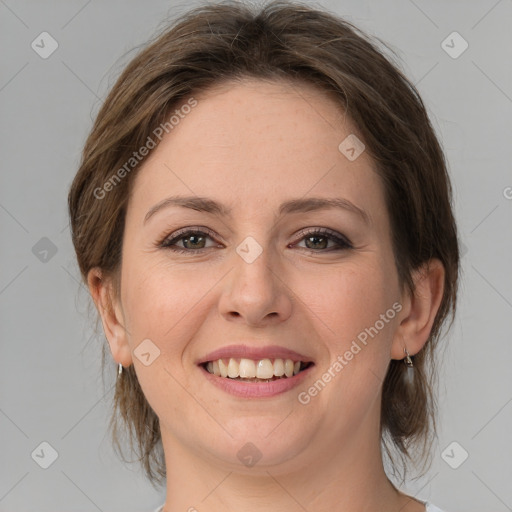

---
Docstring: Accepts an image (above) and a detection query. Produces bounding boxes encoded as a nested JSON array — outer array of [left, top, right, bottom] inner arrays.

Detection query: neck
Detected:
[[159, 404, 424, 512]]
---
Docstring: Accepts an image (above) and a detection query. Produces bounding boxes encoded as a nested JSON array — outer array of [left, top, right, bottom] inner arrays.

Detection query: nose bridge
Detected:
[[233, 236, 277, 302], [219, 233, 292, 325]]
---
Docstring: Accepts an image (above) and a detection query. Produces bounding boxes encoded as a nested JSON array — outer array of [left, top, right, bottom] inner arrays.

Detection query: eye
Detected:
[[159, 227, 219, 254], [291, 228, 353, 252], [158, 226, 353, 254]]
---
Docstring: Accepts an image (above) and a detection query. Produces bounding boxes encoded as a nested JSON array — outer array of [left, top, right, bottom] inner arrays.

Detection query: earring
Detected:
[[118, 362, 123, 378], [403, 348, 413, 368], [403, 348, 414, 385]]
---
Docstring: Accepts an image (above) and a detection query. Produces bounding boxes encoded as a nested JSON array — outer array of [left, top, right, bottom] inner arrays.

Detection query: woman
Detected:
[[68, 1, 459, 511]]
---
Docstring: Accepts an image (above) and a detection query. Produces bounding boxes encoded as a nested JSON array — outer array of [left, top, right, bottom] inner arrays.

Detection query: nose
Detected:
[[218, 242, 293, 328]]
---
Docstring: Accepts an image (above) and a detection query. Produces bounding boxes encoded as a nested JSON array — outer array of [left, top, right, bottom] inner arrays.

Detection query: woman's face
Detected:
[[108, 78, 410, 472]]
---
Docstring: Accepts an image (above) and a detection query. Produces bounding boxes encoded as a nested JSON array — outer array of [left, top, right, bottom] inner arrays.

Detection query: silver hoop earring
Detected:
[[118, 363, 123, 378]]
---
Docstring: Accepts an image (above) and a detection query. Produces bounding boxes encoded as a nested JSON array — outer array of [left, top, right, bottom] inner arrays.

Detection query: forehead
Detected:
[[127, 78, 384, 222]]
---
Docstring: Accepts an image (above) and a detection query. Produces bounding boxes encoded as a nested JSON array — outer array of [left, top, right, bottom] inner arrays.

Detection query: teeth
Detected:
[[239, 358, 256, 378], [218, 358, 228, 378], [227, 358, 239, 378], [273, 358, 285, 377], [284, 359, 294, 377], [256, 359, 274, 379], [205, 357, 306, 379]]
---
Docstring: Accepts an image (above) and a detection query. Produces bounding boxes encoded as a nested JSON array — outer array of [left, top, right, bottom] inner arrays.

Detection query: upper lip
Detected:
[[196, 344, 314, 365]]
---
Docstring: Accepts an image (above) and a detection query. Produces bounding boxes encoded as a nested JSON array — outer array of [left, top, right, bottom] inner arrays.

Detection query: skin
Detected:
[[88, 78, 445, 512]]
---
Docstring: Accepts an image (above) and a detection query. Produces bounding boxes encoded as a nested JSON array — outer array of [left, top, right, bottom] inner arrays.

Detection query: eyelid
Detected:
[[158, 225, 353, 253], [292, 227, 353, 249], [157, 225, 220, 247]]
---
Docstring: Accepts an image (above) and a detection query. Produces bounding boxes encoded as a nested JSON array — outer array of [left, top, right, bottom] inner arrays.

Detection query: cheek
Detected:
[[298, 258, 398, 350], [325, 260, 400, 399], [121, 264, 211, 409], [297, 262, 398, 427], [121, 261, 214, 349]]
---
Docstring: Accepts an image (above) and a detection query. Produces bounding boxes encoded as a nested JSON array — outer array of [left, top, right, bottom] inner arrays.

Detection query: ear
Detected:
[[87, 267, 133, 367], [391, 259, 445, 360]]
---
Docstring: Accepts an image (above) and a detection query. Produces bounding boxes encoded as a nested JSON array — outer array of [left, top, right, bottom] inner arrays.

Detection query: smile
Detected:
[[197, 344, 315, 398], [203, 357, 313, 381]]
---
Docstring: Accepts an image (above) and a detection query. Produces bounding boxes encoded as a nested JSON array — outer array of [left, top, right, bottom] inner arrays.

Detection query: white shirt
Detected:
[[424, 503, 446, 512], [153, 501, 446, 511]]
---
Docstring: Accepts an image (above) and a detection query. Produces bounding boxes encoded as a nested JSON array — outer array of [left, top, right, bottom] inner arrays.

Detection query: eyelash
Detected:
[[158, 226, 353, 254]]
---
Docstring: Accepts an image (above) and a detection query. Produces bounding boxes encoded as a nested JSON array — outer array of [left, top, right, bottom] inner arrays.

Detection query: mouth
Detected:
[[197, 345, 315, 398], [201, 357, 314, 382]]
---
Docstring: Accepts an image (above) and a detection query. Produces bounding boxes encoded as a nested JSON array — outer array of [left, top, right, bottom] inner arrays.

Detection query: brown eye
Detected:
[[294, 228, 352, 252], [160, 228, 219, 253]]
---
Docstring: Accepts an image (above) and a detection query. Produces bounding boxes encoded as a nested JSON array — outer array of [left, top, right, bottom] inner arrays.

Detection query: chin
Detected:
[[199, 415, 315, 472]]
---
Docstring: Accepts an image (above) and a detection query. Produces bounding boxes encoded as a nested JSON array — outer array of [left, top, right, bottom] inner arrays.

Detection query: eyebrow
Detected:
[[143, 195, 371, 226]]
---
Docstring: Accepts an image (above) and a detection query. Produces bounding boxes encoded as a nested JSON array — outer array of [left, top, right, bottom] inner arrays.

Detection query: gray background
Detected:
[[1, 0, 511, 511]]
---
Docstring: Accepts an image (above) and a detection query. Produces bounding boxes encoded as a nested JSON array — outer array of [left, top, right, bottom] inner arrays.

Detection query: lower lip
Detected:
[[199, 364, 314, 398]]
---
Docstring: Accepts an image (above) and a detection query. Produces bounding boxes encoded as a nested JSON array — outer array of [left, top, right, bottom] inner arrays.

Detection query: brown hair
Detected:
[[68, 0, 459, 487]]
